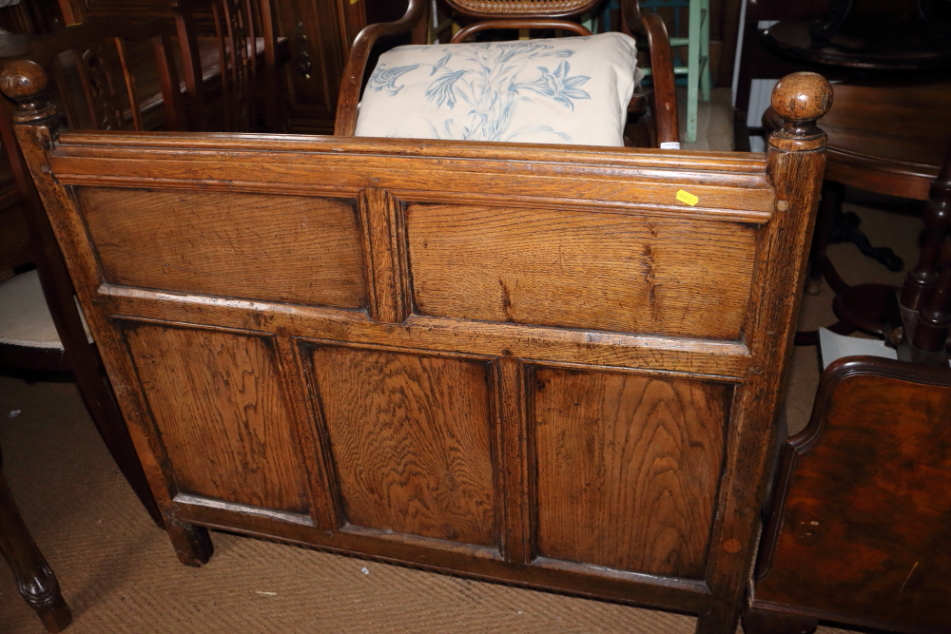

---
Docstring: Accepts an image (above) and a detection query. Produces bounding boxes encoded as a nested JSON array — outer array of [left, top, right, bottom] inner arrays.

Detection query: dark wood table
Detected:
[[801, 82, 951, 340]]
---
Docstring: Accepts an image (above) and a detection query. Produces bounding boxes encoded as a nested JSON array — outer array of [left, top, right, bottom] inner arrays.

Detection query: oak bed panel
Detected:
[[76, 187, 367, 308], [123, 323, 311, 515], [407, 204, 757, 340], [531, 365, 728, 578], [8, 66, 830, 632], [306, 343, 499, 548]]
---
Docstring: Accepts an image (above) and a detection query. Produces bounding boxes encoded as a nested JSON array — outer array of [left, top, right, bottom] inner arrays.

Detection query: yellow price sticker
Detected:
[[676, 190, 699, 206]]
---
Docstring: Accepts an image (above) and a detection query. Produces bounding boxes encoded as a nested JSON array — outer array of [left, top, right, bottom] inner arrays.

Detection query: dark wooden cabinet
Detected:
[[271, 0, 360, 133]]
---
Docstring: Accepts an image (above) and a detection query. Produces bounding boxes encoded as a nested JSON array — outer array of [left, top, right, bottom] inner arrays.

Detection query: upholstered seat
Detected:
[[0, 270, 91, 350], [355, 32, 643, 146], [336, 0, 681, 149]]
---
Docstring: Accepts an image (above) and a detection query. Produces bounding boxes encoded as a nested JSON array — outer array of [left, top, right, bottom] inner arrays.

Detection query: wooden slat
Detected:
[[100, 287, 753, 378], [47, 134, 776, 217], [170, 499, 715, 615]]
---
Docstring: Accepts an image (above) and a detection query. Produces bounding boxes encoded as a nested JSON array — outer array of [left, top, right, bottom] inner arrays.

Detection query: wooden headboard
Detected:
[[3, 64, 832, 634]]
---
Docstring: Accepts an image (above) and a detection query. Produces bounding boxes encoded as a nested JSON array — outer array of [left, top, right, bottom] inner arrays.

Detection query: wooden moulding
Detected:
[[3, 58, 833, 634]]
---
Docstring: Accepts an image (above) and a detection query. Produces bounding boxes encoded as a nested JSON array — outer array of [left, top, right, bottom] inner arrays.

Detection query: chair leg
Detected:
[[742, 603, 818, 634], [685, 0, 701, 142], [0, 446, 72, 632], [699, 0, 711, 102]]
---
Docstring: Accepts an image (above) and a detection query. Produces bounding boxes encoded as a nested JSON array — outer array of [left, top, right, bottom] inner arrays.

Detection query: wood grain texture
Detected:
[[48, 134, 777, 217], [753, 359, 951, 633], [532, 366, 728, 578], [124, 323, 310, 514], [358, 187, 411, 324], [308, 344, 498, 547], [77, 187, 366, 308], [408, 204, 756, 339], [97, 288, 754, 377], [7, 69, 832, 634], [496, 357, 531, 565], [697, 74, 831, 634]]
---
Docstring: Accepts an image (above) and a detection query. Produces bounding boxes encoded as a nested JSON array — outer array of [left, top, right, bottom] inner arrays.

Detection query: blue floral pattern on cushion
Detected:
[[366, 64, 421, 95], [355, 32, 642, 147], [367, 40, 592, 142]]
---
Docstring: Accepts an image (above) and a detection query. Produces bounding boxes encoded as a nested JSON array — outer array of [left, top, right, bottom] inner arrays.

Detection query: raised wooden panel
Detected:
[[124, 323, 310, 515], [407, 205, 756, 340], [307, 344, 498, 547], [77, 188, 366, 308], [532, 366, 729, 578]]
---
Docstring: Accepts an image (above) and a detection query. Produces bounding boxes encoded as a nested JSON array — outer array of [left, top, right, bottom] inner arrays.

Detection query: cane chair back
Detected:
[[445, 0, 602, 19]]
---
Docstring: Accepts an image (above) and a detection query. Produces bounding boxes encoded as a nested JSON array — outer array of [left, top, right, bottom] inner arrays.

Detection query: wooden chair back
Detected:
[[444, 0, 602, 19], [2, 62, 832, 634], [0, 18, 185, 133], [176, 0, 283, 132], [0, 17, 187, 528]]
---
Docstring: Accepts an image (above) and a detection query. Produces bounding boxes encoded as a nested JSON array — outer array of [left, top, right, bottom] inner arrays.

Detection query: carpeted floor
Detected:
[[0, 96, 926, 633]]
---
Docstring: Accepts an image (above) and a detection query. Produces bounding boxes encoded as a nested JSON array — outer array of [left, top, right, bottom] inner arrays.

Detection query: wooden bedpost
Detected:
[[698, 72, 832, 634]]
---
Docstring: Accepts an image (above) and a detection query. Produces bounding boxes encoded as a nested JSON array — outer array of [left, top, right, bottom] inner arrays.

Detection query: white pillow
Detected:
[[354, 32, 642, 146]]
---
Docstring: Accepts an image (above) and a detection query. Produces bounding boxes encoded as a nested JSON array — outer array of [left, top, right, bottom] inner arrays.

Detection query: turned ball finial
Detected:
[[771, 72, 833, 123], [0, 59, 58, 124], [0, 60, 48, 101]]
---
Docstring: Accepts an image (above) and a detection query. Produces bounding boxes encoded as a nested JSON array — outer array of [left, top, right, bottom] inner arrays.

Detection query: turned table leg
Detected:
[[0, 445, 72, 632]]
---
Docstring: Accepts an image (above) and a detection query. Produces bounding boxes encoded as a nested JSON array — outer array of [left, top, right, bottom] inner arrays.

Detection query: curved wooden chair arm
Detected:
[[636, 11, 679, 147], [334, 0, 428, 136]]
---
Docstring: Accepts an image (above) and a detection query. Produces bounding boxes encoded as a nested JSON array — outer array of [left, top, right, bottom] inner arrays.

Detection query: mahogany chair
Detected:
[[745, 352, 951, 634], [744, 153, 951, 632], [0, 17, 199, 533], [0, 441, 72, 632], [176, 0, 287, 133], [335, 0, 680, 148]]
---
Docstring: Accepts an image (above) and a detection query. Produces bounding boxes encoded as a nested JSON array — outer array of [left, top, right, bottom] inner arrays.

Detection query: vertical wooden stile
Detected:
[[357, 187, 412, 324], [114, 38, 142, 131], [496, 357, 531, 565], [273, 335, 340, 531], [698, 73, 832, 634]]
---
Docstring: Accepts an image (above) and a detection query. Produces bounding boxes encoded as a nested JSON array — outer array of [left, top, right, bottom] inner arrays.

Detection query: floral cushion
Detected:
[[354, 32, 642, 146]]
